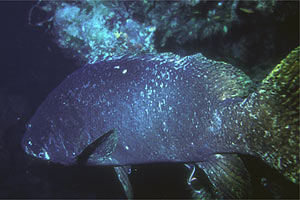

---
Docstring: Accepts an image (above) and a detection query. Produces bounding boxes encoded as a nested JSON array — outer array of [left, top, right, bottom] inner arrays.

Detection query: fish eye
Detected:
[[26, 123, 32, 130], [38, 151, 50, 160]]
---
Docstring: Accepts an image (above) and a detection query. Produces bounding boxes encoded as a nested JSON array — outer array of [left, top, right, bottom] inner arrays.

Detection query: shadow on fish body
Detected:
[[22, 47, 299, 198]]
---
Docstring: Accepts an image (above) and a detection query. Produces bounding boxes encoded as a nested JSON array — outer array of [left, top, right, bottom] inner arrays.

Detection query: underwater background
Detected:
[[0, 1, 299, 199]]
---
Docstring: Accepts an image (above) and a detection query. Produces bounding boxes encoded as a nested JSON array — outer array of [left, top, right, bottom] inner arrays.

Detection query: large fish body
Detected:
[[22, 49, 299, 198], [22, 53, 245, 165]]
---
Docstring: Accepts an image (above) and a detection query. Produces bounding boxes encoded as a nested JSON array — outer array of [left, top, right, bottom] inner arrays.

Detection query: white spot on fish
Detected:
[[162, 121, 168, 132], [114, 65, 120, 69], [122, 69, 127, 74], [140, 91, 144, 97], [147, 89, 152, 96], [215, 154, 223, 159], [83, 81, 90, 88], [209, 110, 222, 133], [125, 146, 129, 150], [158, 101, 162, 112]]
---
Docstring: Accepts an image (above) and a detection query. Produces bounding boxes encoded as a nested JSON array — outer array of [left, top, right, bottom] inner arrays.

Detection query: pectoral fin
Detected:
[[189, 154, 252, 199], [114, 166, 133, 199], [77, 129, 118, 165], [185, 163, 213, 199]]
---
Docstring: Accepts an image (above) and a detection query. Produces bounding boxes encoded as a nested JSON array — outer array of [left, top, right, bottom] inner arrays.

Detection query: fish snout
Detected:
[[22, 123, 51, 161]]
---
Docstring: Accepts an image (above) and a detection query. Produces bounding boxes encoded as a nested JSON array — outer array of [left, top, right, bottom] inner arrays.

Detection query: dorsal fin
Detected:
[[190, 53, 254, 101]]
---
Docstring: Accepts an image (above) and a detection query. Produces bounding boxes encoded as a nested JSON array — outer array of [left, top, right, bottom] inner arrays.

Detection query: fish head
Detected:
[[22, 101, 119, 165], [22, 122, 50, 162], [21, 97, 89, 165]]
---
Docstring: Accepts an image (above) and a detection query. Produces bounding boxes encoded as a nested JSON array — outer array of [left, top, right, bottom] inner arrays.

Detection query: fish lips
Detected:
[[21, 121, 75, 165], [22, 123, 50, 161]]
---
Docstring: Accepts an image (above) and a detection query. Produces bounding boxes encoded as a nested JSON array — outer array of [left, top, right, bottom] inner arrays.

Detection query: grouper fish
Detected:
[[22, 47, 299, 198]]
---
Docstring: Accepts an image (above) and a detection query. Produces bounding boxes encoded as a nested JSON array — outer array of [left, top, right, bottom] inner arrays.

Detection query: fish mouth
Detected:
[[21, 131, 51, 161], [21, 134, 37, 157]]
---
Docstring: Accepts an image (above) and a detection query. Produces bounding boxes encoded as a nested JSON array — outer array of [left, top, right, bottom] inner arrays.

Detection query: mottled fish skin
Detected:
[[237, 47, 299, 184], [202, 47, 300, 184], [22, 53, 249, 166]]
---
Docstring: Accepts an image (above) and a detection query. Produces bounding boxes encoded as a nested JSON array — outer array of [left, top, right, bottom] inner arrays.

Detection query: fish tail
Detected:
[[243, 46, 299, 183]]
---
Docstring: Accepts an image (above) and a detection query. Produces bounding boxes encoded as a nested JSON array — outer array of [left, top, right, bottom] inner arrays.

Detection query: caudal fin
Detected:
[[244, 46, 299, 183]]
